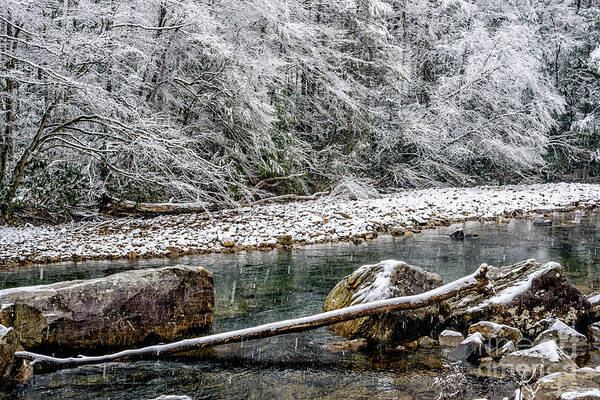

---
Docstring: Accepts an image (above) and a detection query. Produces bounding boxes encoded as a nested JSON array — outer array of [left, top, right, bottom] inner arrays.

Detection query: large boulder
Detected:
[[322, 260, 444, 344], [0, 265, 214, 353], [445, 260, 592, 338]]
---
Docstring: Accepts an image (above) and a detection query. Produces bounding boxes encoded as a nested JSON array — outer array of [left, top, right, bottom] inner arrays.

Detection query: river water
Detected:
[[1, 210, 599, 399]]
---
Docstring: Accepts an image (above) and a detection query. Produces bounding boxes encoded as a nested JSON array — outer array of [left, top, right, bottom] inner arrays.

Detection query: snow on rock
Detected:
[[1, 182, 600, 266], [445, 260, 592, 338], [533, 319, 589, 354], [535, 367, 600, 400], [561, 389, 600, 400], [498, 340, 578, 375], [449, 332, 487, 362], [468, 321, 523, 343], [322, 259, 444, 344], [439, 329, 465, 348]]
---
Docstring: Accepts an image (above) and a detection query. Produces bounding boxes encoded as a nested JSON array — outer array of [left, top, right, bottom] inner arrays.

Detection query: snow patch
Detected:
[[561, 389, 600, 400], [351, 260, 406, 305]]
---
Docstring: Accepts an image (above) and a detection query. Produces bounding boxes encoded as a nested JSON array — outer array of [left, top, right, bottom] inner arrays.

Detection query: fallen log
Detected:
[[99, 195, 211, 216], [15, 265, 489, 372]]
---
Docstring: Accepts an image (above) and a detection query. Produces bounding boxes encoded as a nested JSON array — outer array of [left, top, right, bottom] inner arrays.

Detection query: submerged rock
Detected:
[[445, 260, 592, 338], [0, 265, 214, 353], [322, 260, 444, 344], [324, 338, 369, 353], [439, 329, 464, 348], [498, 340, 578, 375]]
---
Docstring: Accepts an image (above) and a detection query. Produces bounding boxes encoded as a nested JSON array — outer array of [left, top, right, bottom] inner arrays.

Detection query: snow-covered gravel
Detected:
[[1, 183, 599, 267]]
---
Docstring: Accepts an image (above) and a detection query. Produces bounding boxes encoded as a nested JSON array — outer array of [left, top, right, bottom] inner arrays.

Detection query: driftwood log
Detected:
[[15, 265, 489, 372]]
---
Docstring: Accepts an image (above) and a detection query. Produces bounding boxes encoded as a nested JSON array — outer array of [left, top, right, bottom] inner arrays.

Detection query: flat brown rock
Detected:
[[0, 265, 214, 353]]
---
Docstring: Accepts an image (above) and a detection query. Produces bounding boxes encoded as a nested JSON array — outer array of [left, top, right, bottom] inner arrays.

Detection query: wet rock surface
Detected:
[[322, 260, 444, 345], [445, 260, 592, 338], [0, 265, 214, 353]]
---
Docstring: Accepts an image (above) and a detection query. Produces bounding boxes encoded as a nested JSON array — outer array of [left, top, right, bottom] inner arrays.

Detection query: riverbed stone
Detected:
[[0, 265, 214, 353], [439, 329, 464, 348], [322, 260, 444, 344], [533, 319, 589, 354], [468, 321, 523, 343], [589, 293, 600, 320], [497, 340, 578, 376], [449, 332, 487, 363], [445, 260, 592, 338], [533, 367, 600, 400]]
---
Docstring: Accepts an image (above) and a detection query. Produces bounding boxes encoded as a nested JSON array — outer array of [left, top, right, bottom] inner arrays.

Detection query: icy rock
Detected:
[[322, 260, 444, 344], [439, 329, 465, 348], [0, 265, 214, 352], [445, 260, 592, 338], [449, 332, 487, 363], [468, 321, 523, 343], [533, 319, 589, 354], [498, 340, 578, 376], [533, 367, 600, 400]]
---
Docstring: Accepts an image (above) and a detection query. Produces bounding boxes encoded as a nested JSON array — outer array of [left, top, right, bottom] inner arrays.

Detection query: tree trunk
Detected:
[[16, 266, 489, 372]]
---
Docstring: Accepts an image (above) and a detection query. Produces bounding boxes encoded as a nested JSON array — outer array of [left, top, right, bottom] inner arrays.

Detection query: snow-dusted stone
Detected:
[[449, 332, 487, 363], [489, 340, 515, 359], [533, 367, 600, 400], [439, 329, 464, 348], [468, 321, 523, 343], [498, 341, 578, 376], [533, 319, 589, 354], [0, 265, 214, 352], [322, 260, 444, 344], [445, 260, 592, 338]]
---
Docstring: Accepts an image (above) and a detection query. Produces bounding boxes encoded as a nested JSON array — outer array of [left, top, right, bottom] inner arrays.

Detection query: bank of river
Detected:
[[1, 210, 599, 399], [1, 183, 600, 268]]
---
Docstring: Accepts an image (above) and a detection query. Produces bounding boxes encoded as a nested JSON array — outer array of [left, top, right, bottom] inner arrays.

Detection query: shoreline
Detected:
[[1, 183, 599, 268]]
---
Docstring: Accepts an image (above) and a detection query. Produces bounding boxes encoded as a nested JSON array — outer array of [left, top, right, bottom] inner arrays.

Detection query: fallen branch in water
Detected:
[[15, 265, 489, 372]]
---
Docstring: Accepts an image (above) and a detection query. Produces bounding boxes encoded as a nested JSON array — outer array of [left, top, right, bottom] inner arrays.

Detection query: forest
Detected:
[[1, 0, 599, 214]]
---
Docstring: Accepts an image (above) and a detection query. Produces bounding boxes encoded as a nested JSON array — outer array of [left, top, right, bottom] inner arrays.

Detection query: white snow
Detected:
[[467, 261, 560, 312], [539, 320, 587, 340], [1, 182, 600, 266], [440, 329, 463, 337], [351, 260, 406, 305], [561, 389, 600, 400], [588, 293, 600, 305], [0, 324, 12, 336], [461, 332, 485, 345], [509, 340, 567, 363]]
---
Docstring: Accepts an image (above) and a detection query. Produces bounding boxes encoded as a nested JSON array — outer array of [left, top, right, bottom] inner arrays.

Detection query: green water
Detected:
[[1, 210, 599, 399]]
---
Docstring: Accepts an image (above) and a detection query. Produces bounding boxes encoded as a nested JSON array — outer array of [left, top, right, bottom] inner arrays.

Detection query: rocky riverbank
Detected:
[[1, 183, 599, 267]]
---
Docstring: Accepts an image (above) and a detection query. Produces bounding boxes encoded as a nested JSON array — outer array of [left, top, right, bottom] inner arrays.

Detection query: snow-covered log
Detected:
[[15, 265, 489, 372]]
